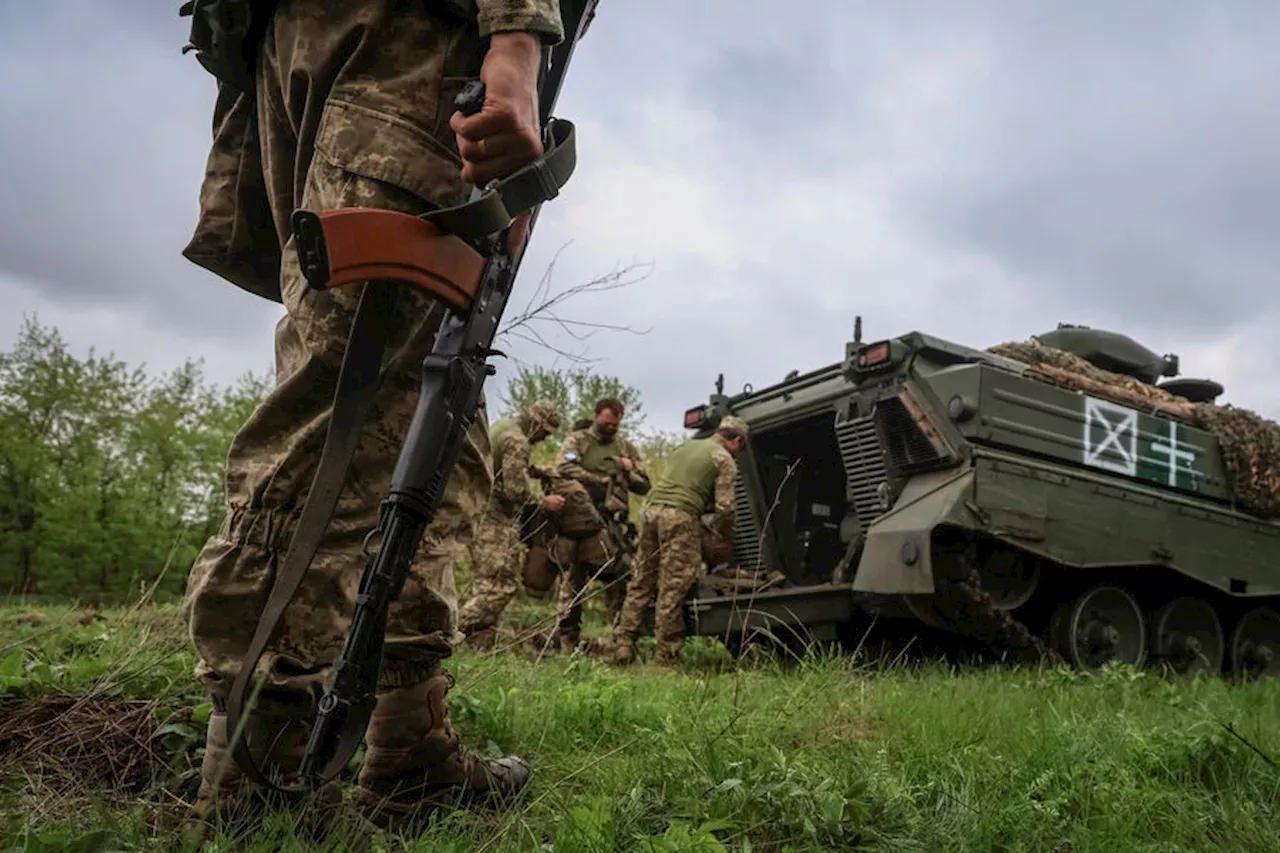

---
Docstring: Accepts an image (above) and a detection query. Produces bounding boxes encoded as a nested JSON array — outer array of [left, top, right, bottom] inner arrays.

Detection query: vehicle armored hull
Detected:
[[681, 324, 1280, 679]]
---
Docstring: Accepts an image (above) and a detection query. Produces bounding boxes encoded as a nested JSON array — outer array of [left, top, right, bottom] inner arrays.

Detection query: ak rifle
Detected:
[[223, 0, 601, 793]]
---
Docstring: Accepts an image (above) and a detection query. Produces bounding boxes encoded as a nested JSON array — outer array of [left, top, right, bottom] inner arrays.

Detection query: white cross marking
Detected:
[[1083, 398, 1137, 476]]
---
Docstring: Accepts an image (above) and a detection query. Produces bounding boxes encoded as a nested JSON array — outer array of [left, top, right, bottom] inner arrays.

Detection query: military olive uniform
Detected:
[[551, 422, 650, 649], [613, 422, 744, 666], [177, 0, 566, 834], [458, 402, 560, 647]]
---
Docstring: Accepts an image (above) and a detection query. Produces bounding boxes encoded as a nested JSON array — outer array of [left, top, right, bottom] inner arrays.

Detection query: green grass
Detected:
[[2, 598, 1279, 852]]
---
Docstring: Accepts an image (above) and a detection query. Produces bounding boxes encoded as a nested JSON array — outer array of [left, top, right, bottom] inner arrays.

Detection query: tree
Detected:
[[0, 315, 270, 603]]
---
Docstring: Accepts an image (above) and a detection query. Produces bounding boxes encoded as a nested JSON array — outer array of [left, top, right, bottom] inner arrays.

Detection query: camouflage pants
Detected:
[[553, 529, 628, 643], [614, 505, 700, 662], [457, 508, 524, 636], [181, 5, 490, 710]]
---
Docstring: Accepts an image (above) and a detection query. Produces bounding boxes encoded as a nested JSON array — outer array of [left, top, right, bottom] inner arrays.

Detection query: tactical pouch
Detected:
[[575, 529, 615, 573], [701, 528, 733, 568], [521, 543, 557, 595], [180, 0, 277, 93], [584, 478, 609, 504], [548, 480, 606, 539], [180, 82, 283, 303]]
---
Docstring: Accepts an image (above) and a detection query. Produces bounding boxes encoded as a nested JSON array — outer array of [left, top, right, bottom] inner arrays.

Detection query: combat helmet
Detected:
[[523, 399, 562, 434], [718, 415, 750, 442]]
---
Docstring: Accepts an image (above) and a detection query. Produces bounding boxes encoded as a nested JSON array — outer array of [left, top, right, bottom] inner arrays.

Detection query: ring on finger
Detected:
[[477, 138, 487, 154]]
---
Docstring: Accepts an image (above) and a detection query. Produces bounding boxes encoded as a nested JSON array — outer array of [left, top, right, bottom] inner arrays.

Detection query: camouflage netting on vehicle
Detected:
[[987, 338, 1280, 519]]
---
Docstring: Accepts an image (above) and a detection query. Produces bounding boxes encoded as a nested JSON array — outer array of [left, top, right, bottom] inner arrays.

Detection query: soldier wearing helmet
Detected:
[[612, 415, 750, 666], [457, 399, 564, 649]]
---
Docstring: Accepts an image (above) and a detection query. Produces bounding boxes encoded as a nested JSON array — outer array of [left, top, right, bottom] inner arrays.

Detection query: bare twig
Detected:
[[1219, 719, 1279, 771], [496, 243, 655, 364]]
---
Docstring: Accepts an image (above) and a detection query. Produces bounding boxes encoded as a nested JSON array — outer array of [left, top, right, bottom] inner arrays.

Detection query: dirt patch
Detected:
[[0, 694, 168, 794], [4, 611, 48, 628]]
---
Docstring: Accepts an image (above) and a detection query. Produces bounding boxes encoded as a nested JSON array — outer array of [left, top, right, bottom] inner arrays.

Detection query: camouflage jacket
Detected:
[[487, 417, 541, 516], [450, 0, 564, 40], [182, 0, 566, 304], [646, 434, 738, 539], [555, 425, 650, 509]]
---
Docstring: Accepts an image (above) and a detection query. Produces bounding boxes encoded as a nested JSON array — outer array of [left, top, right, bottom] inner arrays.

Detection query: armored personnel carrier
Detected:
[[680, 320, 1280, 679]]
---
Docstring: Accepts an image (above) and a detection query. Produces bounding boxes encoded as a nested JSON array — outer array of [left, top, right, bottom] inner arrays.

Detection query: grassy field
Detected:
[[1, 594, 1279, 853]]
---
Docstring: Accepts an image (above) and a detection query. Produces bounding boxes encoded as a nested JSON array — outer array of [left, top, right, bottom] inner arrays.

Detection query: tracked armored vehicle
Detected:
[[681, 320, 1280, 678]]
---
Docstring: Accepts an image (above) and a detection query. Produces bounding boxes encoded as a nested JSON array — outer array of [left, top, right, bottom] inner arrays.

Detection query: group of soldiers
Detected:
[[456, 396, 750, 667]]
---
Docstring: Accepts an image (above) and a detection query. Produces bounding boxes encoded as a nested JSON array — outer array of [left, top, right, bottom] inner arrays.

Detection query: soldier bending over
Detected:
[[612, 417, 749, 666], [458, 400, 565, 649]]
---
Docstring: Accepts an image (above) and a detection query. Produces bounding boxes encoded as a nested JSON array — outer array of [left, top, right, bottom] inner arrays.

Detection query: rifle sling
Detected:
[[421, 118, 574, 239], [225, 279, 393, 790]]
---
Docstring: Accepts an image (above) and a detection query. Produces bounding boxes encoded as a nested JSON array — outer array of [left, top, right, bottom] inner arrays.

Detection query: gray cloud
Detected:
[[2, 1, 1279, 431], [889, 2, 1280, 338], [0, 2, 276, 344]]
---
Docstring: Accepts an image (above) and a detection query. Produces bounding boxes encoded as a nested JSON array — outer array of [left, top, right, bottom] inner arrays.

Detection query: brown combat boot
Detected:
[[612, 636, 635, 665], [557, 631, 580, 654], [461, 626, 497, 651], [652, 653, 680, 668], [187, 703, 344, 844], [652, 643, 682, 668], [355, 668, 531, 829]]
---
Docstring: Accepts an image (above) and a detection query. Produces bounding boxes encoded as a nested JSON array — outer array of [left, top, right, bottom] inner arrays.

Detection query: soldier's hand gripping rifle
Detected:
[[222, 0, 601, 794]]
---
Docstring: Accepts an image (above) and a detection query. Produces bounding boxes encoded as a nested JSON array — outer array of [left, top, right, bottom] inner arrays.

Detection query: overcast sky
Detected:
[[3, 1, 1279, 437]]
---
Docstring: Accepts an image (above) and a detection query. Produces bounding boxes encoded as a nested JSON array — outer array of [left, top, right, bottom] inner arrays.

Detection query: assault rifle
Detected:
[[598, 468, 639, 576], [214, 0, 602, 793]]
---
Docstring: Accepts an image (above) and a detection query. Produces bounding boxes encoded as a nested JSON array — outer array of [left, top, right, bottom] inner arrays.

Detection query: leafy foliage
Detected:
[[0, 316, 269, 603], [497, 363, 647, 455]]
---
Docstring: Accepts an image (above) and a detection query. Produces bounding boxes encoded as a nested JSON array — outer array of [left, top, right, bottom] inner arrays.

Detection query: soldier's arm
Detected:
[[452, 2, 565, 186], [497, 432, 537, 506], [554, 432, 608, 486], [710, 448, 738, 539], [621, 437, 652, 495], [475, 0, 565, 43], [528, 463, 556, 481]]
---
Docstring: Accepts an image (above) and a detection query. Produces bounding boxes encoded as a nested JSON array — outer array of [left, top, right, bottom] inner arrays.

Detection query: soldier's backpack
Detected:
[[180, 0, 278, 92]]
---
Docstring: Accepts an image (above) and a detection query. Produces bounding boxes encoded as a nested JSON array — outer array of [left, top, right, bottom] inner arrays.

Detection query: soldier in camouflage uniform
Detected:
[[613, 417, 749, 666], [177, 0, 570, 835], [551, 397, 651, 651], [458, 400, 564, 649]]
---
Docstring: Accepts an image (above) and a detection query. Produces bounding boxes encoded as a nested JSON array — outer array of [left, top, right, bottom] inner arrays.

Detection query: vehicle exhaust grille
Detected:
[[730, 472, 764, 570], [834, 414, 889, 534], [874, 396, 945, 474]]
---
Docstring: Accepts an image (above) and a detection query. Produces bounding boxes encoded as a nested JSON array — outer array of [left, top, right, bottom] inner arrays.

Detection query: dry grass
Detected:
[[0, 693, 168, 794]]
